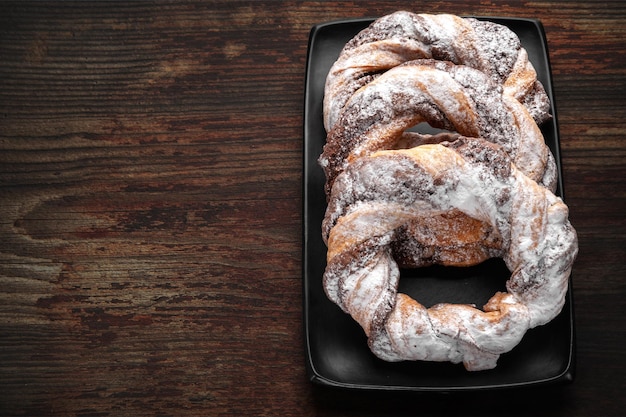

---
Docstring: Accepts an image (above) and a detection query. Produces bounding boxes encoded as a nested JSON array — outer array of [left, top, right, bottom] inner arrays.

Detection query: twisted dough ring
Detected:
[[323, 11, 551, 131], [319, 59, 557, 197], [322, 137, 578, 371]]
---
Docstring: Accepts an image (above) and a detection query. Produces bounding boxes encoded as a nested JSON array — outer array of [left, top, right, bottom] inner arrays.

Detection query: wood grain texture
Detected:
[[0, 1, 624, 416]]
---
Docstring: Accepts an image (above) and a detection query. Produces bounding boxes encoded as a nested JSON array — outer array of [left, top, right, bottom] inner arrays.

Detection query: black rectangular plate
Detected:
[[303, 16, 575, 391]]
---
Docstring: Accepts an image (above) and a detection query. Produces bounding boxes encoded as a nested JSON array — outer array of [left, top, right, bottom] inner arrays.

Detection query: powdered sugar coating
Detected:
[[319, 59, 555, 197], [323, 11, 551, 131], [322, 137, 578, 370]]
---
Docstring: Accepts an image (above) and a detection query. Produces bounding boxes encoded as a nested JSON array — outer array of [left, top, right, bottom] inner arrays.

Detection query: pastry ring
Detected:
[[323, 11, 551, 131], [322, 137, 577, 370]]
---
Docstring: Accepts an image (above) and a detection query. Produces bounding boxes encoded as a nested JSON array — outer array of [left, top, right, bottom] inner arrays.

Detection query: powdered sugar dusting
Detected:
[[322, 138, 577, 370], [320, 59, 551, 197], [323, 11, 551, 131]]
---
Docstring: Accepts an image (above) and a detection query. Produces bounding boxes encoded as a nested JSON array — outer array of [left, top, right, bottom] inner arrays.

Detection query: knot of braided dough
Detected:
[[319, 59, 557, 197], [322, 137, 578, 371], [323, 11, 551, 132]]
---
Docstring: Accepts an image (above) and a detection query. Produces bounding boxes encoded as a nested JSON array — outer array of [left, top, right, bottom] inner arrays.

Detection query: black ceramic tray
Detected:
[[303, 16, 574, 391]]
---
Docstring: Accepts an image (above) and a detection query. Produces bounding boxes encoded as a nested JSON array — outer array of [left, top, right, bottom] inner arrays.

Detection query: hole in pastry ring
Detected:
[[322, 137, 578, 371], [319, 59, 557, 198], [323, 11, 551, 131]]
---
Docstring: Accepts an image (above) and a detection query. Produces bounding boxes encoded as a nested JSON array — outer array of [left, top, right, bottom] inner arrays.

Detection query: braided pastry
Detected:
[[322, 137, 578, 371], [323, 11, 551, 132], [319, 59, 557, 197], [317, 12, 576, 371]]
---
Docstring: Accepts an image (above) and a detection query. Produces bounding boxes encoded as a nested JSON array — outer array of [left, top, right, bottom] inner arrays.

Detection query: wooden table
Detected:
[[1, 1, 624, 416]]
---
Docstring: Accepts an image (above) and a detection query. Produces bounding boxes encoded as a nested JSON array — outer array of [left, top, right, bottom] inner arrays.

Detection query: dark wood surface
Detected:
[[1, 1, 624, 416]]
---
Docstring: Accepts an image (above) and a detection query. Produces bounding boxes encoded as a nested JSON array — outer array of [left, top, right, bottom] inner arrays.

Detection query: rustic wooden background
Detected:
[[1, 1, 624, 416]]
